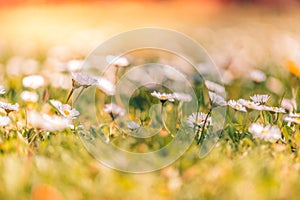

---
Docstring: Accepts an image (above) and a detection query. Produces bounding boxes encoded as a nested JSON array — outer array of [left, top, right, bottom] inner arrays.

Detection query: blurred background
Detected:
[[1, 0, 300, 82]]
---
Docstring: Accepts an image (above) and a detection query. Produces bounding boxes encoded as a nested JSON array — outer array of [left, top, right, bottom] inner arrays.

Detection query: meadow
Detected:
[[0, 2, 300, 200]]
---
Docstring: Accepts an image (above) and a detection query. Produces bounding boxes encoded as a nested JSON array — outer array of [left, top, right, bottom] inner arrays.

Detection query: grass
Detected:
[[0, 2, 300, 200]]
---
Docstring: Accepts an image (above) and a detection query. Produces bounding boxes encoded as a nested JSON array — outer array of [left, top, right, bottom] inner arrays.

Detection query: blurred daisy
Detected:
[[250, 94, 270, 105], [27, 111, 71, 131], [151, 91, 175, 103], [107, 55, 130, 67], [104, 103, 125, 120], [127, 121, 140, 131], [67, 72, 98, 103], [0, 85, 5, 95], [66, 59, 83, 72], [208, 91, 227, 107], [205, 80, 226, 95], [173, 92, 192, 102], [0, 101, 19, 114], [284, 116, 300, 125], [20, 91, 38, 103], [22, 75, 45, 89], [237, 99, 263, 111], [249, 70, 266, 83], [50, 99, 80, 119], [227, 100, 247, 112], [248, 123, 281, 142], [262, 106, 285, 113], [281, 98, 297, 113], [0, 116, 10, 126], [95, 76, 115, 96], [187, 112, 212, 129], [71, 72, 97, 89], [284, 113, 300, 125]]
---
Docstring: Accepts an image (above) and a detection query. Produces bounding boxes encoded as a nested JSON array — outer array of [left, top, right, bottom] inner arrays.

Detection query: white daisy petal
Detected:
[[208, 91, 227, 107], [22, 75, 45, 89], [250, 94, 270, 104], [151, 91, 175, 102], [248, 123, 281, 142], [187, 112, 212, 129], [0, 116, 10, 126], [228, 100, 247, 112]]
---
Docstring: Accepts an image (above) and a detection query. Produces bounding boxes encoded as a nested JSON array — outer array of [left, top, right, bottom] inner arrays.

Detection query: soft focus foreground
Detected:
[[0, 1, 300, 200]]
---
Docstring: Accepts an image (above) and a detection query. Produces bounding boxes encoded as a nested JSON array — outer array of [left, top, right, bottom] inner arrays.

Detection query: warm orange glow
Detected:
[[287, 60, 300, 77]]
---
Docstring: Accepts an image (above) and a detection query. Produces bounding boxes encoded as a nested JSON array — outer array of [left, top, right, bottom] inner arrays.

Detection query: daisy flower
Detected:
[[151, 91, 175, 103], [66, 59, 83, 72], [71, 72, 97, 89], [49, 99, 80, 119], [21, 91, 39, 103], [0, 101, 19, 114], [284, 113, 300, 125], [127, 121, 140, 131], [284, 116, 300, 125], [22, 75, 45, 89], [249, 70, 266, 83], [208, 91, 227, 107], [0, 85, 5, 95], [104, 103, 125, 120], [250, 94, 270, 105], [281, 98, 297, 113], [0, 116, 10, 126], [27, 111, 71, 131], [187, 112, 212, 129], [205, 80, 226, 95], [237, 99, 263, 111], [107, 55, 130, 67], [227, 100, 247, 112], [95, 76, 115, 96], [248, 123, 281, 142], [173, 92, 192, 102], [261, 106, 286, 113]]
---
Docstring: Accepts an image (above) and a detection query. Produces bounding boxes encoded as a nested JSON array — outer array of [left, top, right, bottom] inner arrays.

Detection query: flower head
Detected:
[[250, 94, 270, 105], [281, 98, 297, 113], [66, 59, 83, 72], [187, 112, 212, 129], [21, 91, 39, 103], [249, 70, 266, 83], [95, 76, 115, 96], [227, 100, 247, 112], [0, 85, 5, 95], [248, 123, 281, 142], [104, 103, 125, 120], [208, 91, 227, 107], [27, 111, 72, 131], [0, 101, 19, 114], [50, 99, 80, 119], [107, 55, 130, 67], [237, 99, 263, 111], [205, 80, 226, 95], [71, 72, 97, 88], [22, 75, 45, 89], [127, 121, 140, 131], [261, 106, 286, 113], [151, 91, 175, 103], [284, 113, 300, 125], [173, 92, 192, 102], [0, 116, 10, 126]]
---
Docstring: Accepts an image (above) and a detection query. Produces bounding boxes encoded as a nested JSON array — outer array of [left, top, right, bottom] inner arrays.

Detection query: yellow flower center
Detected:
[[261, 129, 269, 135], [63, 109, 70, 116], [160, 95, 167, 100]]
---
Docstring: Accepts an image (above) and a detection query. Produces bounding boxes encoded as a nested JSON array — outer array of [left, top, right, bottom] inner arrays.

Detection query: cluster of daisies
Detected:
[[0, 55, 299, 146], [150, 80, 299, 143]]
